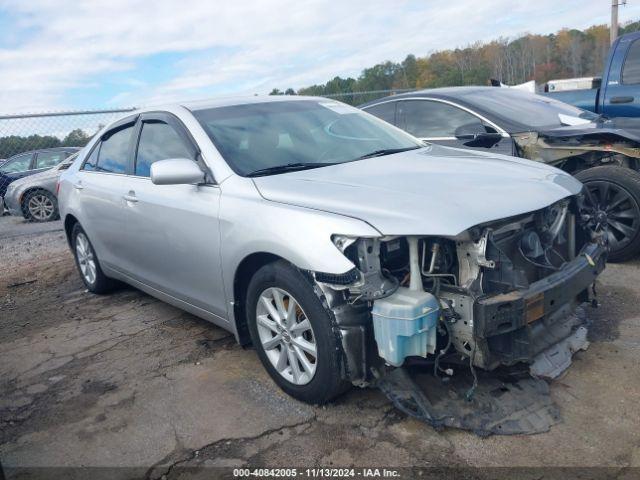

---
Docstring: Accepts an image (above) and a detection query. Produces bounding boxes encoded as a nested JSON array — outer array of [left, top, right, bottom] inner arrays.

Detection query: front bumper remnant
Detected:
[[530, 324, 589, 379], [375, 242, 606, 436], [472, 242, 605, 370], [376, 367, 560, 437]]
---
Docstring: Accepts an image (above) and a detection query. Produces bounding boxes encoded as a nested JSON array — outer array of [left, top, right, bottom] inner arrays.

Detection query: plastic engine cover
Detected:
[[372, 287, 439, 366]]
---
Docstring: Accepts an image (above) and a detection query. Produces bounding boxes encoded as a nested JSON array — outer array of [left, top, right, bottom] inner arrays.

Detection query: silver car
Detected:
[[3, 152, 78, 221], [58, 96, 606, 405]]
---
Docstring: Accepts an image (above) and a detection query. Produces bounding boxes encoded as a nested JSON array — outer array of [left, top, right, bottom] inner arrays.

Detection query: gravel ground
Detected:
[[1, 215, 639, 479]]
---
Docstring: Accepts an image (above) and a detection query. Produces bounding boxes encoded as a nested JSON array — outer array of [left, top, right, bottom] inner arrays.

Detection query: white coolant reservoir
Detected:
[[371, 287, 439, 367]]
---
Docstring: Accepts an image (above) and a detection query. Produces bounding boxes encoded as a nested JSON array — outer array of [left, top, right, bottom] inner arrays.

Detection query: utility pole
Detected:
[[611, 0, 627, 45]]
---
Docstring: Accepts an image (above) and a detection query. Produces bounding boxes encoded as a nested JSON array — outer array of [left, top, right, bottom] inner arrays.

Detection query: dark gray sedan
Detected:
[[361, 87, 640, 261]]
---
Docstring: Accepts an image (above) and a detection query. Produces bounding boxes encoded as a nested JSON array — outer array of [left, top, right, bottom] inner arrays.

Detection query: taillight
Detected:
[[56, 181, 61, 195]]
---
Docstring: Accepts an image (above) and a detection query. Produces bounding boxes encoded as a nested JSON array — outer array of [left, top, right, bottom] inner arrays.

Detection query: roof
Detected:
[[8, 146, 80, 158], [359, 86, 500, 108], [359, 86, 555, 133], [180, 94, 323, 112]]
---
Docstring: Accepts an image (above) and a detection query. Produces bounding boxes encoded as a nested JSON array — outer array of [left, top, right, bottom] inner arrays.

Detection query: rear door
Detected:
[[118, 113, 225, 317], [75, 117, 138, 270]]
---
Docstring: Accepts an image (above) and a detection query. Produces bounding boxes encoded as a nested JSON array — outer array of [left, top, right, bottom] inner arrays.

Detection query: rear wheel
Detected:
[[246, 261, 350, 404], [575, 166, 640, 262], [23, 189, 58, 222], [71, 223, 117, 293]]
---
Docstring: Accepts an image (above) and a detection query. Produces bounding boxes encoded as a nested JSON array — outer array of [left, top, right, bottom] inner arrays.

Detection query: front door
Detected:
[[0, 152, 33, 195], [119, 114, 226, 318]]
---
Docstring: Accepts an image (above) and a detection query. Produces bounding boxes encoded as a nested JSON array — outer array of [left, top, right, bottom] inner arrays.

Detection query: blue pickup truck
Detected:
[[547, 32, 640, 117]]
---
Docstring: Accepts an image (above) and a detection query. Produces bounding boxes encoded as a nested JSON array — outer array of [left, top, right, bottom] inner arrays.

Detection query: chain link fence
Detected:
[[0, 108, 133, 221], [0, 89, 411, 222]]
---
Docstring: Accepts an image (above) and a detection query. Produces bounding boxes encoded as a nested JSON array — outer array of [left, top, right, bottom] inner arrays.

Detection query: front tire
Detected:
[[575, 166, 640, 262], [71, 223, 117, 293], [246, 261, 350, 404]]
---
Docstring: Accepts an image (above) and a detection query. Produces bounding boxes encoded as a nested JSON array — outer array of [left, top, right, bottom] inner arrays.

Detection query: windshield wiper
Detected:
[[355, 146, 421, 160], [246, 162, 338, 177]]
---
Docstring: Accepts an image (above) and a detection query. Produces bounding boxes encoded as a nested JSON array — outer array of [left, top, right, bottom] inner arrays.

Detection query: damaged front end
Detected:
[[312, 192, 607, 435], [513, 127, 640, 170]]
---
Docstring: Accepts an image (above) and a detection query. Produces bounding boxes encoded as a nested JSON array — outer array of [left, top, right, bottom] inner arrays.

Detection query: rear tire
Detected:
[[23, 189, 59, 222], [246, 260, 350, 404], [575, 166, 640, 262], [71, 223, 117, 293]]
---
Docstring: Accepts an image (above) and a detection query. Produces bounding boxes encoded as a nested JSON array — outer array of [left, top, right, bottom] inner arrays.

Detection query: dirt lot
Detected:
[[1, 215, 640, 478]]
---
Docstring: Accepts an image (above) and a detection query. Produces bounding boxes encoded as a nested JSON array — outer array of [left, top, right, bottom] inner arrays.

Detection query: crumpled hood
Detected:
[[252, 144, 582, 236], [538, 118, 640, 143]]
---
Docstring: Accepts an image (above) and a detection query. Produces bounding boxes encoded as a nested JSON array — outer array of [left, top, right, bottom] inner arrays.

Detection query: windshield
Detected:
[[461, 89, 600, 129], [192, 100, 421, 176]]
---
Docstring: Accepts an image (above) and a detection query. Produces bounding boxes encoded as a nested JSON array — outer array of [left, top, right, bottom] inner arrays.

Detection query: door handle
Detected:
[[123, 192, 138, 203], [73, 182, 83, 190], [610, 96, 634, 104]]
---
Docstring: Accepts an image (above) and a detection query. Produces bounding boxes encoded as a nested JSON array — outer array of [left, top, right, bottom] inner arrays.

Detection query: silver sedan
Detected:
[[58, 96, 606, 404], [3, 153, 78, 222]]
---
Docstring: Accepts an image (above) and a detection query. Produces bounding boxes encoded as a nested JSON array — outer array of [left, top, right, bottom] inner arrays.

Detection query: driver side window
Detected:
[[135, 121, 195, 177], [396, 100, 486, 138]]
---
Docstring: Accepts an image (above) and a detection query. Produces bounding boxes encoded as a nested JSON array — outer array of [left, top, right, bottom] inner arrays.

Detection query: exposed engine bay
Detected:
[[513, 127, 640, 172], [312, 191, 607, 435]]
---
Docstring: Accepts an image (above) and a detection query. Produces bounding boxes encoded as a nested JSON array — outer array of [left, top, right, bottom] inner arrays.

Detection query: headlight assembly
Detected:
[[331, 234, 358, 253]]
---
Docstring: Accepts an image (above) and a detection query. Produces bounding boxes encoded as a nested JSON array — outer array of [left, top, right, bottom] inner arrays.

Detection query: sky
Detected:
[[1, 0, 640, 114]]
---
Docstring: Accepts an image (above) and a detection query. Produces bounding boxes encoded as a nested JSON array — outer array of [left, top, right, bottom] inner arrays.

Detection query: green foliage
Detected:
[[0, 129, 92, 159], [0, 135, 60, 159], [281, 21, 638, 105], [62, 128, 92, 147], [270, 88, 297, 95]]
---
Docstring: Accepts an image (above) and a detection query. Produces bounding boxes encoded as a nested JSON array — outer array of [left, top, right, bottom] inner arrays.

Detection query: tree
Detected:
[[63, 129, 92, 147], [0, 135, 61, 158], [295, 20, 640, 97]]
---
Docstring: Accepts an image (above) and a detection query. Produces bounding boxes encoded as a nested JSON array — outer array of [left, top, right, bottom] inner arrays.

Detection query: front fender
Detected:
[[218, 176, 381, 312]]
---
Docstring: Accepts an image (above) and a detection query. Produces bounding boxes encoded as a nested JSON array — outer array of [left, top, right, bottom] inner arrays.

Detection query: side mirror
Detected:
[[150, 158, 205, 185], [454, 123, 502, 145]]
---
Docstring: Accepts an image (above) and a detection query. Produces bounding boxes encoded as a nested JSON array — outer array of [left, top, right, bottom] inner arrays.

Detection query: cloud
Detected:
[[0, 0, 639, 113]]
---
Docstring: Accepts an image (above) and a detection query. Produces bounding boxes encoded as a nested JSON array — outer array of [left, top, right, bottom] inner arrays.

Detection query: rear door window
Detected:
[[95, 125, 134, 174], [364, 102, 397, 124], [622, 39, 640, 84], [135, 121, 194, 177], [35, 151, 66, 169], [396, 100, 481, 138]]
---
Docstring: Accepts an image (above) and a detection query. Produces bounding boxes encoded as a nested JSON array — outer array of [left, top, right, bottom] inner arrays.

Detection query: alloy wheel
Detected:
[[583, 180, 640, 252], [75, 232, 97, 285], [27, 194, 55, 221], [256, 287, 317, 385]]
